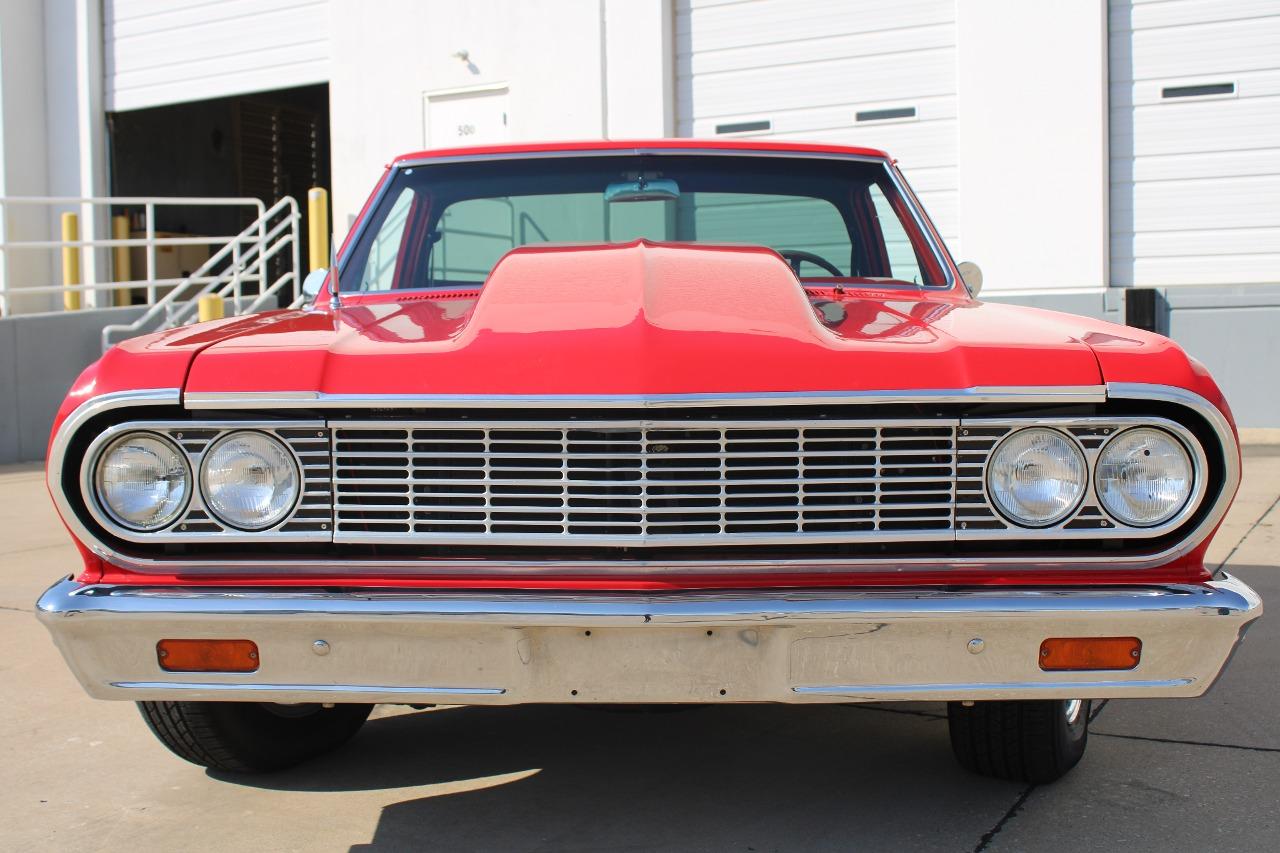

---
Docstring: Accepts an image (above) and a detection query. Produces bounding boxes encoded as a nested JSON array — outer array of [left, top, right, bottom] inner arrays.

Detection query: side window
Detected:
[[868, 185, 924, 284], [359, 188, 414, 291]]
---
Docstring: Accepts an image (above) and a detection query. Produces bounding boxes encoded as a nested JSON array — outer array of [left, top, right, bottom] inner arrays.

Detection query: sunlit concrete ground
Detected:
[[2, 442, 1277, 852]]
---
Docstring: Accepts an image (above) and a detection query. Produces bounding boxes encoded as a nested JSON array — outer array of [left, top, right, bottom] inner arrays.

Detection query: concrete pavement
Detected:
[[2, 447, 1277, 852]]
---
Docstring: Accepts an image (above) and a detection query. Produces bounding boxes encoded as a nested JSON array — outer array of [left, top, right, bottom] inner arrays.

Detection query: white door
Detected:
[[674, 0, 960, 250], [424, 87, 511, 150], [104, 0, 330, 111], [1109, 0, 1280, 287]]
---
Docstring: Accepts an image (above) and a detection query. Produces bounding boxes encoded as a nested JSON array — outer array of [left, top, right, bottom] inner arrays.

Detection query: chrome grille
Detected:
[[332, 419, 959, 545]]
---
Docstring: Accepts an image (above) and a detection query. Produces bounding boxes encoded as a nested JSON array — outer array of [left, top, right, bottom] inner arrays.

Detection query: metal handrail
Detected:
[[0, 195, 266, 314], [100, 197, 301, 351]]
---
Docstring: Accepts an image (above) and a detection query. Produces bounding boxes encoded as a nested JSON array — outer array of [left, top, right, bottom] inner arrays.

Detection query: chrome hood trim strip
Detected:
[[182, 386, 1107, 410]]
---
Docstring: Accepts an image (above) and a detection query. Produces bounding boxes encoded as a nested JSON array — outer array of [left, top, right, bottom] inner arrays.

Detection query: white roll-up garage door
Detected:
[[675, 0, 960, 249], [104, 0, 330, 112], [1109, 0, 1280, 287]]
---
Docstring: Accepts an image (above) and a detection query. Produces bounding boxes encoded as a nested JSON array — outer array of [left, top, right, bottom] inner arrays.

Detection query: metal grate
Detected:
[[332, 419, 958, 546]]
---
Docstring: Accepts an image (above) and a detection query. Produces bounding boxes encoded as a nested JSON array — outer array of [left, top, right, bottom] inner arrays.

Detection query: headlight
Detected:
[[94, 432, 190, 530], [987, 428, 1087, 527], [199, 431, 300, 530], [1096, 427, 1193, 527]]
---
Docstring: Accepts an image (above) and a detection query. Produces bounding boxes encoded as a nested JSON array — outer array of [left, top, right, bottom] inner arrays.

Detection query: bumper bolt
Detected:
[[967, 638, 985, 655], [312, 639, 330, 656]]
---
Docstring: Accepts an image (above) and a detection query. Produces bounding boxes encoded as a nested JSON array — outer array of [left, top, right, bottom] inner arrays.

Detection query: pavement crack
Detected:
[[0, 605, 30, 613], [1092, 730, 1280, 754], [972, 784, 1035, 853], [1215, 491, 1280, 572]]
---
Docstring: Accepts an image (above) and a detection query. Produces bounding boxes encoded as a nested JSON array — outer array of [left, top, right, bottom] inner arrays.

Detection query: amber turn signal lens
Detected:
[[157, 639, 259, 673], [1039, 637, 1141, 671]]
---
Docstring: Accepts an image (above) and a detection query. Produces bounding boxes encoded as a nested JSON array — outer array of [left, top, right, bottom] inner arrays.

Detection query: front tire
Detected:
[[947, 699, 1089, 784], [138, 701, 373, 773]]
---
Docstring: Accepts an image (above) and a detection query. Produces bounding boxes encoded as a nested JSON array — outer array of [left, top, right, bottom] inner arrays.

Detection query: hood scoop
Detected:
[[457, 239, 829, 343]]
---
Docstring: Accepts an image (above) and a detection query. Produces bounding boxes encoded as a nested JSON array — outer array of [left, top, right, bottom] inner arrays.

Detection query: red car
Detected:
[[38, 140, 1261, 783]]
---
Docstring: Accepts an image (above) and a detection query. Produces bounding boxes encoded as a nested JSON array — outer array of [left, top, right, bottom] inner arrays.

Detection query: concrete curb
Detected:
[[1240, 428, 1280, 446]]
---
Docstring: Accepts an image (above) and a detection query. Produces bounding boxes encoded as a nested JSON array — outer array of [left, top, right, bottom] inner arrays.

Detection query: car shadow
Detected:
[[204, 566, 1274, 851], [217, 702, 1018, 852]]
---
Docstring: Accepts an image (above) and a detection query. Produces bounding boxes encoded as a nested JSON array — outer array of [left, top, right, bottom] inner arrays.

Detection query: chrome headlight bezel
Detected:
[[198, 430, 302, 531], [1094, 426, 1196, 528], [985, 427, 1089, 528], [91, 431, 192, 532]]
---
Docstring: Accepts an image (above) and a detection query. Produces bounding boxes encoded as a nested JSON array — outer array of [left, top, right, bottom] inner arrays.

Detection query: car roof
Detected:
[[390, 138, 892, 164]]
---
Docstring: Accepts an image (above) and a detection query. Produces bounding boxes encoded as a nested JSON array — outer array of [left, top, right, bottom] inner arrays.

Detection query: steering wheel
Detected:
[[778, 249, 843, 277]]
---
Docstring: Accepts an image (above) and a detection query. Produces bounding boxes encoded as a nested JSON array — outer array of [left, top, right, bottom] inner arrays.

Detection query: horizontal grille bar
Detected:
[[332, 419, 959, 546]]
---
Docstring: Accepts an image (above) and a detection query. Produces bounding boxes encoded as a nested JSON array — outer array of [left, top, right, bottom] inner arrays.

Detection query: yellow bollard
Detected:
[[307, 187, 329, 273], [111, 215, 132, 307], [198, 294, 224, 323], [61, 212, 81, 310]]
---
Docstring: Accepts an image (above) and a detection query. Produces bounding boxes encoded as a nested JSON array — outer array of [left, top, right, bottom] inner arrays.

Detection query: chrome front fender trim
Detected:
[[182, 385, 1107, 410], [36, 574, 1261, 704], [46, 383, 1237, 574], [46, 388, 183, 564]]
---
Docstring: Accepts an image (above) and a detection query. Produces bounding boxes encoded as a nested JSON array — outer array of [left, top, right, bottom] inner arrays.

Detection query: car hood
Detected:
[[180, 240, 1109, 398]]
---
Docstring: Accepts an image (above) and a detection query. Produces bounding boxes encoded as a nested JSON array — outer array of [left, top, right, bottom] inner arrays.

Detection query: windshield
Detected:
[[342, 153, 949, 292]]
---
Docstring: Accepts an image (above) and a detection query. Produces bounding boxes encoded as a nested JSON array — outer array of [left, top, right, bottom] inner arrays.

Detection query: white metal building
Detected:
[[0, 0, 1278, 423]]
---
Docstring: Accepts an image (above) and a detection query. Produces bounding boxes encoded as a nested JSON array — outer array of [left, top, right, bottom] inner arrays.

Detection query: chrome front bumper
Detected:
[[36, 575, 1261, 705]]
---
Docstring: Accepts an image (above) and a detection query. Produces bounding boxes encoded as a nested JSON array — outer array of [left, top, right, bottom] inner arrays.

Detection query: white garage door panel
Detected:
[[682, 49, 955, 122], [1114, 174, 1280, 231], [1124, 226, 1277, 260], [697, 94, 955, 145], [108, 0, 314, 36], [1112, 96, 1280, 158], [1111, 17, 1280, 82], [1111, 65, 1280, 110], [676, 0, 954, 50], [684, 23, 955, 77], [1112, 146, 1280, 184], [676, 0, 960, 248], [1108, 0, 1280, 287], [106, 0, 330, 111], [1118, 255, 1280, 288], [1115, 0, 1278, 31]]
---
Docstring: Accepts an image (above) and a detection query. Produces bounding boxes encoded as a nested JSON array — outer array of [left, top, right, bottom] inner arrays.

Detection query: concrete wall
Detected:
[[0, 305, 146, 463], [0, 295, 275, 465]]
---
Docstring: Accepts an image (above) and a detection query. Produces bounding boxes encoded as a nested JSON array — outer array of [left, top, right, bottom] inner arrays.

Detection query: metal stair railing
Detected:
[[0, 195, 268, 315], [101, 197, 301, 351]]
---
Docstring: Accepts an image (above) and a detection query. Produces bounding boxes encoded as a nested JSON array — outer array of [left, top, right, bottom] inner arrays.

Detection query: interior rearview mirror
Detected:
[[301, 267, 328, 300], [604, 178, 681, 203], [957, 261, 983, 297]]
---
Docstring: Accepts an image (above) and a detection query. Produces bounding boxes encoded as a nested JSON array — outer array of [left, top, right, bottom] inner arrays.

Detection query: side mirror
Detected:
[[301, 267, 328, 300], [957, 261, 983, 297]]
